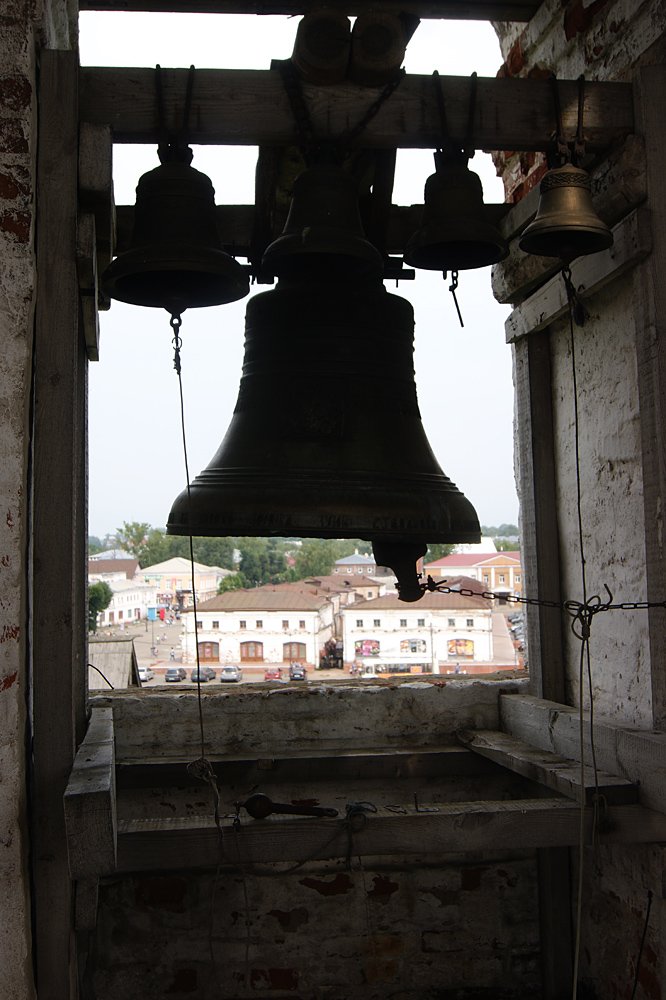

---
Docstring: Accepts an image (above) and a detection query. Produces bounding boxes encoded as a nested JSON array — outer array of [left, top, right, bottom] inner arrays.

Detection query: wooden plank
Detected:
[[76, 213, 101, 361], [64, 707, 117, 878], [513, 329, 566, 701], [79, 67, 633, 153], [116, 799, 666, 872], [505, 207, 652, 342], [32, 47, 83, 1000], [500, 693, 666, 814], [78, 1, 540, 21], [493, 134, 648, 306], [457, 729, 638, 804], [633, 66, 666, 732], [78, 122, 116, 307]]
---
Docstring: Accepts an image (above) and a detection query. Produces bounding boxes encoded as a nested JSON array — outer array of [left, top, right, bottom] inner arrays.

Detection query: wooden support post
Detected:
[[633, 65, 666, 731], [64, 707, 117, 879], [349, 12, 407, 87], [291, 11, 351, 85], [33, 48, 85, 1000]]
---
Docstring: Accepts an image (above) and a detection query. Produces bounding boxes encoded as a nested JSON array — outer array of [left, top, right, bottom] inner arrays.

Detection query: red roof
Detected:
[[425, 551, 521, 569]]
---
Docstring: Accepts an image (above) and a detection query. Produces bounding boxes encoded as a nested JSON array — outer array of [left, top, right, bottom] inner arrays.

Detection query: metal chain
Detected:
[[343, 68, 406, 147]]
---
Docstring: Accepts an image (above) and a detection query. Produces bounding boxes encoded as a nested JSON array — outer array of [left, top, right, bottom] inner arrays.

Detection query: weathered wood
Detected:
[[633, 65, 666, 731], [513, 329, 566, 701], [493, 134, 648, 306], [79, 67, 633, 153], [90, 679, 527, 763], [78, 122, 116, 306], [457, 729, 638, 804], [76, 213, 101, 361], [348, 12, 406, 87], [500, 693, 666, 814], [74, 879, 100, 932], [116, 798, 666, 872], [292, 11, 351, 85], [78, 1, 540, 21], [64, 707, 117, 878], [505, 207, 652, 342], [33, 47, 83, 1000]]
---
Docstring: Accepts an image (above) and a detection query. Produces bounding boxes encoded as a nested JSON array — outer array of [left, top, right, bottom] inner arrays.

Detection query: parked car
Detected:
[[264, 666, 283, 681], [138, 666, 154, 683], [190, 665, 216, 682], [289, 662, 307, 681], [165, 666, 186, 682], [219, 665, 243, 683]]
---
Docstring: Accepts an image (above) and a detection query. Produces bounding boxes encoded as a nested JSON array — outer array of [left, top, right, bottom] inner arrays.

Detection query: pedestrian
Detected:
[[169, 648, 175, 661]]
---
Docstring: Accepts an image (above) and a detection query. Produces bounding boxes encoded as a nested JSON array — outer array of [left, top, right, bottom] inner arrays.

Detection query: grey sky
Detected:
[[80, 12, 519, 538]]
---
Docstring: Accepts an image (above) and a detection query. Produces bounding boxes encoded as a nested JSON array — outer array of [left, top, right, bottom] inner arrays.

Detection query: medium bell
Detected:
[[519, 163, 613, 261], [262, 163, 383, 281], [102, 149, 249, 315], [405, 152, 508, 271], [167, 279, 480, 600]]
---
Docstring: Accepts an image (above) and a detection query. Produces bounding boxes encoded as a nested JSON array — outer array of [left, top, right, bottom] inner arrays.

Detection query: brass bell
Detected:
[[405, 151, 508, 271], [262, 163, 383, 281], [519, 162, 613, 261], [167, 278, 480, 601], [102, 148, 249, 315]]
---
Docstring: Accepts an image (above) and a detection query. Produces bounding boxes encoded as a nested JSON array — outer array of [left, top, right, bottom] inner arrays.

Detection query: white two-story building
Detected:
[[94, 578, 158, 628], [180, 583, 337, 667], [341, 587, 494, 675]]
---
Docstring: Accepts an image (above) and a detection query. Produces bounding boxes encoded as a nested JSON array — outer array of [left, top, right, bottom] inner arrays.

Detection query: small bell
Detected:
[[262, 163, 383, 281], [404, 151, 508, 272], [519, 162, 613, 261], [102, 147, 249, 315]]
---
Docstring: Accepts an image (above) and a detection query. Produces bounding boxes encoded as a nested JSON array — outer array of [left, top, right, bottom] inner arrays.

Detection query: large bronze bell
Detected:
[[167, 279, 480, 601], [519, 162, 613, 261], [405, 152, 508, 271], [102, 148, 249, 315], [262, 163, 383, 281]]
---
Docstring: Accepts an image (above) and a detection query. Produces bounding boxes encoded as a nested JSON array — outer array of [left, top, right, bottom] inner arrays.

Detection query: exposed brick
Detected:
[[0, 210, 31, 243], [299, 873, 353, 896], [0, 165, 30, 199], [0, 119, 28, 155], [563, 0, 611, 42], [0, 75, 31, 113]]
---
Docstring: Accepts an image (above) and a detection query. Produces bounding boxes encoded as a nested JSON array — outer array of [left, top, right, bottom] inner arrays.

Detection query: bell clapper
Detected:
[[444, 269, 464, 328]]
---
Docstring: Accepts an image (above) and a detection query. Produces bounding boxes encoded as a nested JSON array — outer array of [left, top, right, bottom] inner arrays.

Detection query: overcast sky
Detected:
[[79, 12, 519, 539]]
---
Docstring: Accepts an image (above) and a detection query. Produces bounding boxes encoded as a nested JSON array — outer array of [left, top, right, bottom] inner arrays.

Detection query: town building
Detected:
[[342, 587, 493, 675], [137, 556, 232, 608], [94, 577, 158, 628], [88, 557, 139, 583], [180, 584, 336, 667], [333, 548, 395, 580], [425, 550, 523, 599]]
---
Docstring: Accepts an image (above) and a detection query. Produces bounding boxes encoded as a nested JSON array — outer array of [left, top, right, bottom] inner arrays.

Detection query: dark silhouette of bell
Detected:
[[405, 151, 508, 271], [262, 163, 383, 281], [102, 149, 249, 315], [167, 279, 480, 599], [519, 163, 613, 261]]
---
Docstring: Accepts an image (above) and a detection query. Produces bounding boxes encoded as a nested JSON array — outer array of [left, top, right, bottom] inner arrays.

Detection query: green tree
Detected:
[[116, 521, 152, 561], [425, 543, 454, 563], [293, 538, 337, 578], [88, 581, 113, 632], [88, 535, 103, 554], [218, 572, 245, 593]]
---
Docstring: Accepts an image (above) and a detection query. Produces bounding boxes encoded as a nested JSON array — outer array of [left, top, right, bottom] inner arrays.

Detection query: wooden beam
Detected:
[[505, 207, 652, 342], [76, 214, 101, 361], [500, 693, 666, 814], [64, 708, 117, 879], [78, 1, 540, 21], [457, 729, 639, 805], [33, 47, 84, 1000], [79, 67, 633, 153], [116, 798, 666, 873]]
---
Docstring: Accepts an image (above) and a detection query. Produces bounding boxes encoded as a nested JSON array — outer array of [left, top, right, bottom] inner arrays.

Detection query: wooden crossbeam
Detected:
[[116, 798, 666, 873], [64, 708, 117, 879], [79, 67, 633, 153], [457, 728, 639, 804], [79, 2, 540, 21]]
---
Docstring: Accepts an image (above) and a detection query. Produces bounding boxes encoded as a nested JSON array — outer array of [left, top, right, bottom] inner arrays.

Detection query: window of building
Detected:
[[299, 620, 305, 629], [466, 618, 474, 627], [196, 620, 203, 630], [356, 567, 363, 574], [212, 620, 219, 630], [198, 640, 219, 662], [400, 638, 427, 653], [367, 591, 373, 598], [109, 612, 114, 623], [448, 618, 455, 627], [400, 618, 407, 627], [356, 619, 363, 627], [240, 641, 263, 662], [282, 620, 289, 629], [283, 641, 306, 662], [240, 620, 246, 629], [417, 618, 425, 627], [498, 575, 506, 583], [483, 574, 489, 584], [256, 619, 263, 628], [516, 574, 521, 583], [373, 619, 380, 627]]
